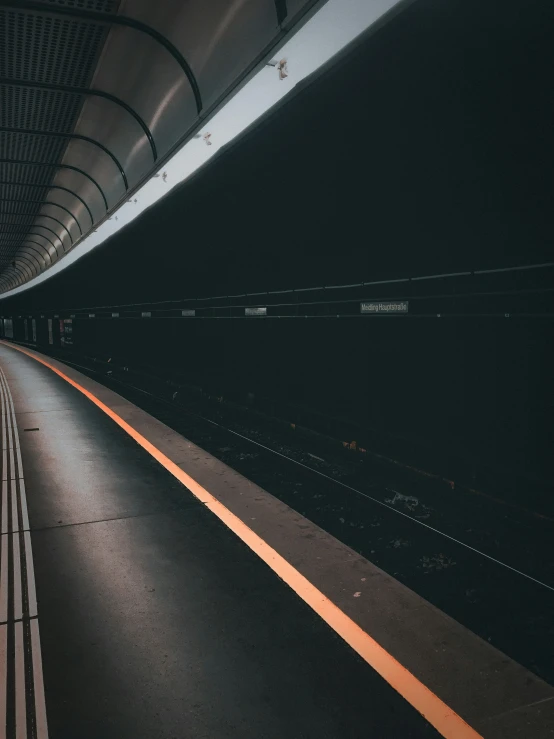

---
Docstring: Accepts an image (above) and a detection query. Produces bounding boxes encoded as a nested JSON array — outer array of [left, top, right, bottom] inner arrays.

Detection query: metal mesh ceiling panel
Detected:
[[0, 85, 82, 131], [0, 183, 49, 202], [0, 3, 112, 280], [0, 162, 54, 186], [0, 201, 37, 216], [0, 218, 35, 230], [38, 1, 119, 11], [0, 131, 66, 162], [1, 11, 108, 85]]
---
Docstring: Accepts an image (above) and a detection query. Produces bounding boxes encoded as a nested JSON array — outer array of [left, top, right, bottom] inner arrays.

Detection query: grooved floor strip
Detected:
[[0, 366, 49, 738]]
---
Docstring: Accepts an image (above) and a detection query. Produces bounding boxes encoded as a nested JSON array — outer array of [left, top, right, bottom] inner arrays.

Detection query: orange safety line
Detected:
[[1, 341, 484, 739]]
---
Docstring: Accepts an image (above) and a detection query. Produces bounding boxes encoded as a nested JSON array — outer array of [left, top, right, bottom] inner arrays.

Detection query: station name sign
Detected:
[[360, 301, 409, 314], [245, 307, 267, 316], [181, 309, 195, 317]]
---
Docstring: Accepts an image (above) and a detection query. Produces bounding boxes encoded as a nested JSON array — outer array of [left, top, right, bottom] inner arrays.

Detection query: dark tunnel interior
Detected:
[[1, 1, 554, 737]]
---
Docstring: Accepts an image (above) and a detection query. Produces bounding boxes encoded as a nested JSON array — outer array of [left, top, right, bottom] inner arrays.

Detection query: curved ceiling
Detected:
[[0, 0, 317, 293]]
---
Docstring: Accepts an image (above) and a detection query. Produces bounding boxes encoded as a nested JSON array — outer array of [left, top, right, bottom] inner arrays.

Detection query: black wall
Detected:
[[4, 313, 552, 486]]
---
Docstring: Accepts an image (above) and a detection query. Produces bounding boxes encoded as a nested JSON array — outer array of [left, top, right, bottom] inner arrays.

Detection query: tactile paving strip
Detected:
[[0, 366, 48, 738]]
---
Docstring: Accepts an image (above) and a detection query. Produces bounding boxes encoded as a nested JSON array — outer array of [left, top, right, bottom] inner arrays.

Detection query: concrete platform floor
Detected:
[[0, 341, 552, 739]]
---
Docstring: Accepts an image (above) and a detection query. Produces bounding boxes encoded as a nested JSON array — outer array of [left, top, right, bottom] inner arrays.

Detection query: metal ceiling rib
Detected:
[[0, 0, 317, 292]]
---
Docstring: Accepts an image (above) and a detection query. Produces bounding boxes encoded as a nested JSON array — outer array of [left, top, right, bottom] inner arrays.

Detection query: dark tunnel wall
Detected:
[[4, 314, 552, 488], [1, 0, 553, 490], [77, 317, 550, 481]]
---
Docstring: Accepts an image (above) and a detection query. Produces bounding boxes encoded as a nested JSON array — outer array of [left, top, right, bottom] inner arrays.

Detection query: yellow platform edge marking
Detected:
[[1, 341, 484, 739]]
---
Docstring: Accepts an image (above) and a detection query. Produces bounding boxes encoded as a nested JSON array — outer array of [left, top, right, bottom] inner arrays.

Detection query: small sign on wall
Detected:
[[60, 319, 73, 346], [48, 318, 53, 344], [245, 307, 267, 316], [360, 301, 409, 314]]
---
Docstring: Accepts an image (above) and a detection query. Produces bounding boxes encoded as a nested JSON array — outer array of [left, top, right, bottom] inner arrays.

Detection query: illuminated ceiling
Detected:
[[0, 0, 320, 292]]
